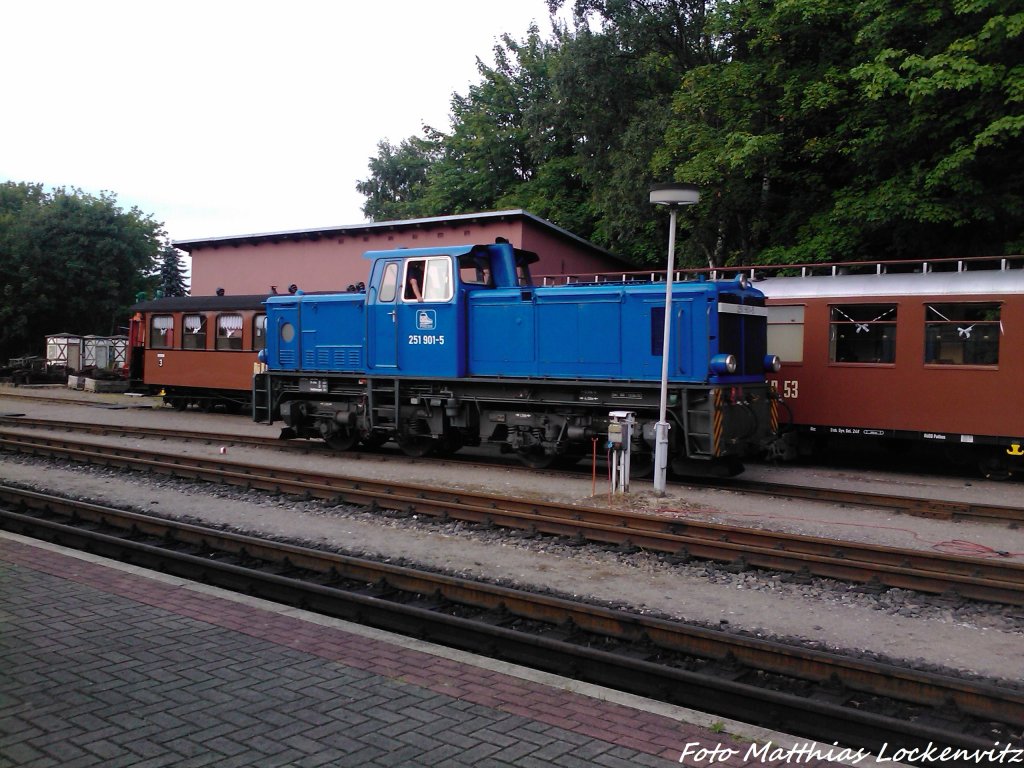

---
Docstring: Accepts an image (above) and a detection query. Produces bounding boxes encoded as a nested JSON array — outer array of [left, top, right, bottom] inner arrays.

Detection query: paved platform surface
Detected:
[[0, 532, 855, 767]]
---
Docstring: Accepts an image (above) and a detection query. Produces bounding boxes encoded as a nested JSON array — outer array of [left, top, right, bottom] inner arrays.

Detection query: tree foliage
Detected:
[[0, 182, 163, 361], [358, 0, 1023, 268], [156, 244, 190, 298]]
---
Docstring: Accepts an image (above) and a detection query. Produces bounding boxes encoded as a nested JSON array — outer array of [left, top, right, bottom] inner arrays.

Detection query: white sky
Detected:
[[1, 0, 562, 243]]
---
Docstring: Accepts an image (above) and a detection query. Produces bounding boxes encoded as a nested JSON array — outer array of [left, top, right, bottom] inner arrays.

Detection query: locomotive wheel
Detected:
[[516, 448, 556, 469], [397, 434, 436, 458], [435, 431, 464, 456], [325, 430, 359, 452], [554, 452, 584, 469], [169, 397, 188, 411], [360, 432, 389, 450], [628, 452, 654, 479]]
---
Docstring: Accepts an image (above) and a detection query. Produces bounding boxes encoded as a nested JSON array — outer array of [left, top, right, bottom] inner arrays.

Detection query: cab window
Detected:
[[458, 252, 492, 286], [379, 262, 399, 302], [515, 252, 536, 286], [403, 257, 453, 302]]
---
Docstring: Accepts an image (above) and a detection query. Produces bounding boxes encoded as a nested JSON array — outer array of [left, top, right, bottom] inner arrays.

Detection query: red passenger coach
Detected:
[[129, 294, 270, 411], [757, 256, 1024, 478]]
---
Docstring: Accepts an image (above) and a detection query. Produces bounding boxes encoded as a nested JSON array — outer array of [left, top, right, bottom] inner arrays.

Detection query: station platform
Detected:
[[0, 532, 854, 768]]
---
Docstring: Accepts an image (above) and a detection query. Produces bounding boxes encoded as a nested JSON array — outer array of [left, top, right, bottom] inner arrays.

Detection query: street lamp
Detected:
[[650, 182, 700, 496]]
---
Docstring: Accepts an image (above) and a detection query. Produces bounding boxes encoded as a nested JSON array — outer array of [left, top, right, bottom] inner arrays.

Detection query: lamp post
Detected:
[[649, 182, 700, 496]]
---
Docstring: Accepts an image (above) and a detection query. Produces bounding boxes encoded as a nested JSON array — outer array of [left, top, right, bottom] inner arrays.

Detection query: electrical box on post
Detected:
[[608, 410, 635, 493]]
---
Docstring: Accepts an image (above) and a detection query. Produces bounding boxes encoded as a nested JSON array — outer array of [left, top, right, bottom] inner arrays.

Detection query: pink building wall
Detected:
[[180, 212, 627, 296]]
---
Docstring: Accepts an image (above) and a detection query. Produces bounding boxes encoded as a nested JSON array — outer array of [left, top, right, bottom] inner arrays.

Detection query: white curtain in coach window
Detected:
[[218, 314, 243, 336]]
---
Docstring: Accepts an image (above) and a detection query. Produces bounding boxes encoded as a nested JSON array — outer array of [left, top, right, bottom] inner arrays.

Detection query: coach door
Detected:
[[369, 260, 401, 369]]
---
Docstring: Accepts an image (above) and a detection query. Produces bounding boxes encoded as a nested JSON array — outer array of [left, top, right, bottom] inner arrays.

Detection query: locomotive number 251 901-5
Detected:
[[408, 334, 446, 346]]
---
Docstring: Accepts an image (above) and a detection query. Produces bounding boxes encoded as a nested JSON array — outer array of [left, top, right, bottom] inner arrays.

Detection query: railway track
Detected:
[[3, 414, 1023, 526], [0, 484, 1019, 764], [0, 389, 158, 409], [2, 428, 1023, 605]]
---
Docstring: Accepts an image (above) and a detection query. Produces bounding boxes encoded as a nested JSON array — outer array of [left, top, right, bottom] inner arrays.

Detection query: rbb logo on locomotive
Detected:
[[416, 310, 436, 330]]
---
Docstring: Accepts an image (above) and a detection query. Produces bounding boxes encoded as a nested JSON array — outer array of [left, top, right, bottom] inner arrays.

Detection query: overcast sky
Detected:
[[1, 1, 562, 243]]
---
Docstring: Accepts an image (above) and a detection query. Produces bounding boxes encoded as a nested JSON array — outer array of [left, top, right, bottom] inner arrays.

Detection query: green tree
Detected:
[[658, 0, 1024, 265], [657, 0, 865, 265], [0, 182, 162, 361], [356, 134, 442, 221], [424, 26, 560, 214], [839, 0, 1024, 258], [546, 1, 721, 263], [357, 5, 719, 265], [156, 244, 189, 298], [357, 0, 1023, 268]]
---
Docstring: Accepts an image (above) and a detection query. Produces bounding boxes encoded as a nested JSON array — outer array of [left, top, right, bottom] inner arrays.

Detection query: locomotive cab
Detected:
[[362, 242, 537, 377]]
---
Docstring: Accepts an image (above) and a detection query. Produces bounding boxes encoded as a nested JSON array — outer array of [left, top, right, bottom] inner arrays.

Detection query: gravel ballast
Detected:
[[2, 387, 1023, 686]]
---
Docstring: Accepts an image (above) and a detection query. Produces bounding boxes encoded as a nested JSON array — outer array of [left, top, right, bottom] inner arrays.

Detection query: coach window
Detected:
[[925, 303, 1000, 366], [182, 313, 207, 350], [151, 315, 173, 349], [829, 304, 897, 363], [767, 305, 805, 363], [216, 314, 243, 351], [253, 314, 267, 352]]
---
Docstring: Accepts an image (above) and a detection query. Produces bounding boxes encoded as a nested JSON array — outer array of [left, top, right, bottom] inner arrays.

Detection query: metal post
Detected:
[[649, 182, 699, 496], [653, 207, 678, 495]]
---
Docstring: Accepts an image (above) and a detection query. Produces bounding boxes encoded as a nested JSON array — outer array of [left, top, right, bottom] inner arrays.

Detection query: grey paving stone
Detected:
[[0, 556, 686, 768]]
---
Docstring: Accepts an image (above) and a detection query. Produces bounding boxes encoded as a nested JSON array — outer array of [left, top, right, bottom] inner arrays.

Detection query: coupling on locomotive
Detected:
[[253, 240, 781, 476]]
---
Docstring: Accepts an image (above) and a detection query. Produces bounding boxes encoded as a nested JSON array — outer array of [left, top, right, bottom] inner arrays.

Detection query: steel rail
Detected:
[[2, 415, 1021, 525], [0, 484, 1020, 762], [706, 476, 1024, 525], [2, 431, 1024, 606]]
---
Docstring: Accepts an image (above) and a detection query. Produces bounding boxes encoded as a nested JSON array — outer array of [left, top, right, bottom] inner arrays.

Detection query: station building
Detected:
[[174, 210, 629, 296]]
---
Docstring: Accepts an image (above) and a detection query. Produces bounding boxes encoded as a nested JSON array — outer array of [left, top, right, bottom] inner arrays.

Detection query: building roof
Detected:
[[171, 209, 625, 264]]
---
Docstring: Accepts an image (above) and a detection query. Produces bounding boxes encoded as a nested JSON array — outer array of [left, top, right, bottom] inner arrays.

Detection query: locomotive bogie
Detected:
[[259, 370, 775, 474]]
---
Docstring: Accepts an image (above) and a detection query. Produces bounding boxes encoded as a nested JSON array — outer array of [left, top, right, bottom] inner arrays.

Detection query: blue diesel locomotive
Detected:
[[254, 241, 779, 476]]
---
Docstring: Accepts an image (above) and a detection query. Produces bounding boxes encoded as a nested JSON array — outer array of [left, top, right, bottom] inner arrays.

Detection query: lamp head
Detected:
[[650, 182, 700, 207]]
